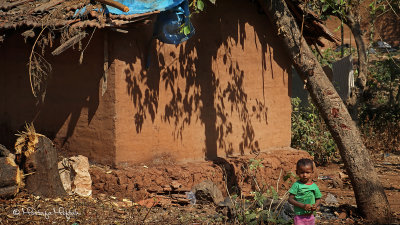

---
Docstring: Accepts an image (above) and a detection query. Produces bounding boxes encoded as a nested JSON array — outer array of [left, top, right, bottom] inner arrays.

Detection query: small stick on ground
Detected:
[[141, 198, 157, 223]]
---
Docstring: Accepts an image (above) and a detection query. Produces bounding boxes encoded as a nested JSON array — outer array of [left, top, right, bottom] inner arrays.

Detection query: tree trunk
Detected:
[[23, 136, 66, 198], [346, 14, 368, 91], [257, 0, 391, 223], [345, 14, 368, 121]]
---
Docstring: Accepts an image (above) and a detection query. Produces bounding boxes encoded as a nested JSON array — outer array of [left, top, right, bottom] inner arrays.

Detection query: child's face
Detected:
[[296, 164, 313, 184]]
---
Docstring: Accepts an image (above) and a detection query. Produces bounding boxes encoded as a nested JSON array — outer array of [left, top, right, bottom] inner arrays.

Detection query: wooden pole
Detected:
[[94, 0, 129, 12]]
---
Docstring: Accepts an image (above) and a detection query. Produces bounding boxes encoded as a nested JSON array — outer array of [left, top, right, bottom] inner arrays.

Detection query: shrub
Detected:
[[359, 56, 400, 154], [227, 159, 295, 225], [291, 98, 338, 165]]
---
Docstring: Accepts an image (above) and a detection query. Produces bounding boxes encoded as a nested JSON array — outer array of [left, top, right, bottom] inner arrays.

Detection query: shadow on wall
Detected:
[[116, 0, 289, 160], [0, 29, 104, 155]]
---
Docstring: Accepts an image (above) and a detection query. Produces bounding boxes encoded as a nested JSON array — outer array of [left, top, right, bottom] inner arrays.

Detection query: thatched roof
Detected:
[[0, 0, 157, 30], [0, 0, 339, 47]]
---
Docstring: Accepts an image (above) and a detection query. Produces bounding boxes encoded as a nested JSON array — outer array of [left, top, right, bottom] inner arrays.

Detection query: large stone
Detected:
[[58, 155, 92, 197], [191, 180, 224, 205], [58, 158, 73, 194]]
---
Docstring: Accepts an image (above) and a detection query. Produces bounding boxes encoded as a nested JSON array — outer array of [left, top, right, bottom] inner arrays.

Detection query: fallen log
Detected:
[[0, 145, 22, 199], [34, 0, 64, 13], [0, 157, 19, 188]]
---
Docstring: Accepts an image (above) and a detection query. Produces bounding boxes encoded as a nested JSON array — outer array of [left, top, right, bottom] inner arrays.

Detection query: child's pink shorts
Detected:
[[294, 214, 315, 225]]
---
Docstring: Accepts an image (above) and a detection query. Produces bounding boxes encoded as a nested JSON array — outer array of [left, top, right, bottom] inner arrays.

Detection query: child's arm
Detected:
[[288, 194, 312, 211]]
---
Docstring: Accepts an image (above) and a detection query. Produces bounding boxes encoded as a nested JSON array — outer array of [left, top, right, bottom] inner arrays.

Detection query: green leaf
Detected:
[[246, 212, 257, 221], [197, 0, 204, 11], [322, 4, 330, 12], [183, 25, 191, 35], [208, 0, 216, 4]]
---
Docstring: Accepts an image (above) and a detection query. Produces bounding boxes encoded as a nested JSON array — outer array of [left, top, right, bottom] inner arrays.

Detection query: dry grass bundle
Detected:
[[14, 123, 43, 158], [27, 0, 104, 101]]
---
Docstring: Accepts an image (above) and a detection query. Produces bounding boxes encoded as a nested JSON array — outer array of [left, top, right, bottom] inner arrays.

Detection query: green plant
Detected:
[[249, 158, 264, 171], [226, 159, 295, 225], [291, 98, 338, 165], [314, 47, 356, 68], [359, 56, 400, 154], [180, 0, 216, 35]]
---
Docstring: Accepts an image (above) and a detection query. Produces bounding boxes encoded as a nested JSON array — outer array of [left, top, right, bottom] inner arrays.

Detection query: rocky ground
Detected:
[[0, 153, 399, 224]]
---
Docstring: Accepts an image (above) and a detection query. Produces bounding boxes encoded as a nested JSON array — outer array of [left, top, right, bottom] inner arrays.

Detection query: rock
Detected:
[[58, 155, 92, 197], [274, 200, 295, 222], [171, 180, 182, 189], [69, 155, 92, 197], [338, 172, 348, 180], [368, 48, 376, 54], [377, 41, 392, 49], [0, 144, 11, 157], [332, 177, 343, 189], [185, 191, 196, 205], [191, 180, 224, 205], [325, 193, 338, 205], [162, 184, 172, 192], [138, 197, 161, 208], [318, 175, 333, 181], [58, 158, 73, 194], [217, 196, 234, 208], [339, 212, 347, 219]]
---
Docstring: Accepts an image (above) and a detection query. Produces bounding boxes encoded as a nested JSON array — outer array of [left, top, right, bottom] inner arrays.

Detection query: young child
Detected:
[[288, 158, 322, 225]]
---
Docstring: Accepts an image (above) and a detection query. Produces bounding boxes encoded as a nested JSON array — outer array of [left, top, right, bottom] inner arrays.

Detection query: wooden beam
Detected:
[[34, 0, 64, 13], [102, 31, 108, 96], [0, 0, 33, 11], [93, 0, 129, 12]]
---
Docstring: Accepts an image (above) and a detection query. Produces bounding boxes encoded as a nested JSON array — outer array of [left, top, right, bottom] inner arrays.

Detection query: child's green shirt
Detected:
[[289, 181, 322, 215]]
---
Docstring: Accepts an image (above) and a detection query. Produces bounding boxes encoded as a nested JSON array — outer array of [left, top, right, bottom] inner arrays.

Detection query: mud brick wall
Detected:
[[0, 0, 292, 165]]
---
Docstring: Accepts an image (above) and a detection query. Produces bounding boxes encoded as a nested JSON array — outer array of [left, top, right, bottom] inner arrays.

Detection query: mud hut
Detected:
[[0, 0, 338, 166]]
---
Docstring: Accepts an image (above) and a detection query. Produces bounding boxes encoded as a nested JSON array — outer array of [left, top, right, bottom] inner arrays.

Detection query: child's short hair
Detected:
[[296, 158, 314, 170]]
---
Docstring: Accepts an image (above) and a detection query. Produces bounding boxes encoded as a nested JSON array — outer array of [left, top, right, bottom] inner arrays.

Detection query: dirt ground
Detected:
[[316, 154, 400, 224], [0, 152, 399, 224]]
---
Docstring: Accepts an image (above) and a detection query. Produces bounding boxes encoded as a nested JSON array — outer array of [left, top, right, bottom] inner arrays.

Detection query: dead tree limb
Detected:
[[257, 0, 391, 223], [0, 0, 33, 11], [93, 0, 129, 12], [51, 31, 87, 56], [34, 0, 64, 13]]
